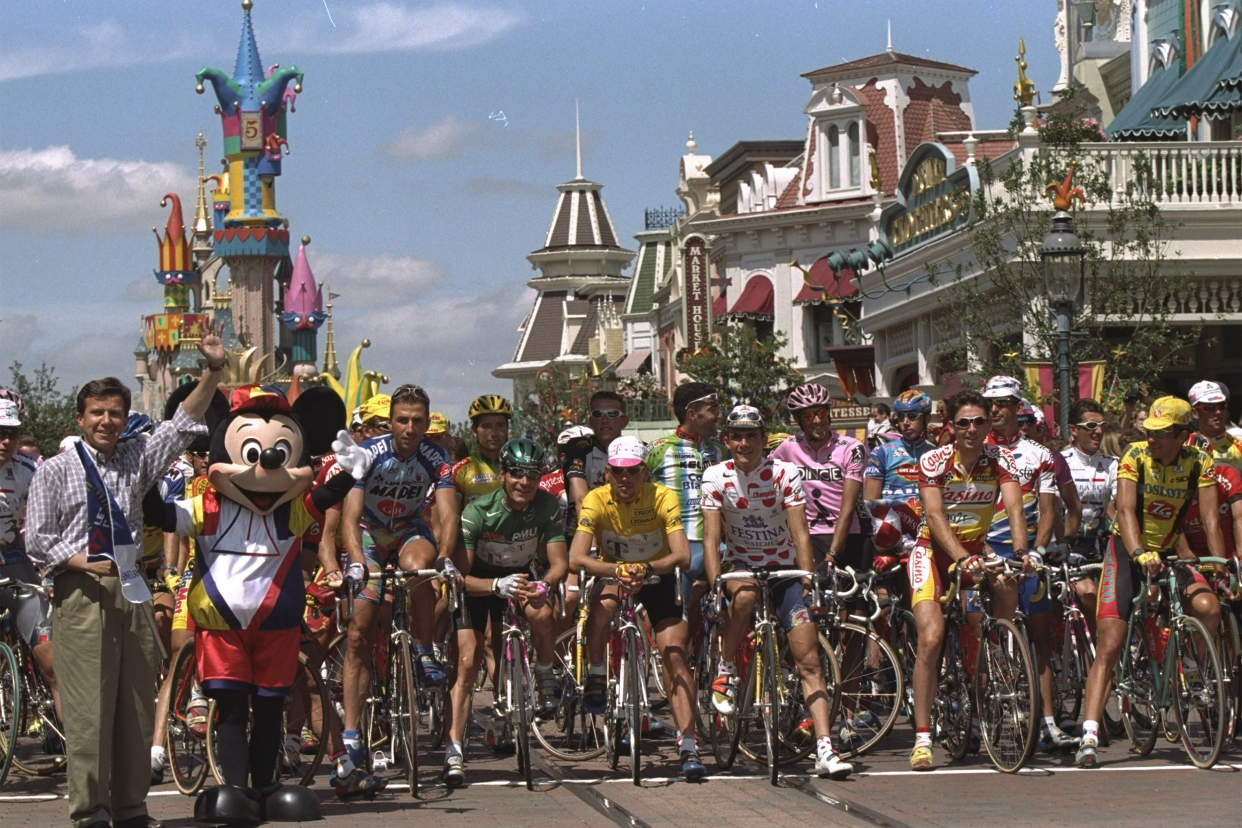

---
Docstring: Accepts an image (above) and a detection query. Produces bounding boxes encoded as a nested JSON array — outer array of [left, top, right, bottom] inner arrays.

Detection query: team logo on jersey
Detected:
[[376, 500, 408, 518], [910, 547, 930, 589], [1146, 501, 1175, 521]]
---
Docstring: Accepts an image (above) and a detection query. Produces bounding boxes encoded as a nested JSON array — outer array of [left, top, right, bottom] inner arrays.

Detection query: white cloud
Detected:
[[0, 20, 202, 83], [0, 146, 194, 235], [285, 2, 524, 55], [333, 289, 527, 421], [0, 306, 142, 393], [310, 250, 448, 304], [377, 115, 487, 161]]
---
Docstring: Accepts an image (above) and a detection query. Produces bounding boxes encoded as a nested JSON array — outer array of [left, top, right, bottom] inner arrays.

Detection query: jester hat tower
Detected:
[[280, 236, 326, 377], [196, 0, 303, 375]]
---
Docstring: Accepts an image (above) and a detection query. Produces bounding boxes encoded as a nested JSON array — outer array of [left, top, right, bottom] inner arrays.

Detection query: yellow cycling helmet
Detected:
[[765, 432, 791, 451], [359, 394, 391, 423], [468, 394, 513, 421]]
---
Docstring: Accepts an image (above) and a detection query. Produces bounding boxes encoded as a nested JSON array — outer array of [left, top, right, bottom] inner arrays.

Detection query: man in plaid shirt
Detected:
[[26, 336, 225, 828]]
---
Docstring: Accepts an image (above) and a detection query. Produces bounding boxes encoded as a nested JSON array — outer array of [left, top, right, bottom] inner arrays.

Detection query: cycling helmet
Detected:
[[892, 390, 932, 416], [557, 425, 593, 445], [0, 389, 25, 418], [786, 382, 832, 413], [726, 404, 764, 429], [765, 432, 790, 451], [120, 412, 155, 442], [499, 437, 545, 471], [469, 394, 513, 421]]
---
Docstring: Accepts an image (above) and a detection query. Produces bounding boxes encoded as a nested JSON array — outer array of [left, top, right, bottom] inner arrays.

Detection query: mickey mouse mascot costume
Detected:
[[148, 384, 372, 824]]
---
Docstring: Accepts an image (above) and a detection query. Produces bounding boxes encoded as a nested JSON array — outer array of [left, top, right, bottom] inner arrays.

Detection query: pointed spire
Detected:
[[234, 0, 264, 99], [192, 130, 214, 261], [574, 100, 584, 182], [154, 193, 195, 283], [322, 285, 340, 379], [887, 20, 893, 53], [281, 236, 326, 332]]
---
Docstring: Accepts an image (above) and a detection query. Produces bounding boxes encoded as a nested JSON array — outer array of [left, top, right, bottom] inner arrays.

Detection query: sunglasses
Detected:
[[892, 412, 925, 423], [1145, 428, 1178, 440], [689, 393, 719, 407], [800, 408, 831, 423], [591, 409, 625, 420], [504, 467, 542, 481], [989, 397, 1020, 408], [1195, 403, 1227, 414], [1073, 421, 1105, 431], [608, 465, 645, 477], [0, 427, 18, 440], [187, 450, 209, 459], [727, 409, 763, 425], [955, 416, 988, 429]]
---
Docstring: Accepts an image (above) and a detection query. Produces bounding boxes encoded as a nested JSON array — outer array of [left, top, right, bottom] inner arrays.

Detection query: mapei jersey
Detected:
[[461, 487, 564, 579], [985, 433, 1056, 548], [354, 435, 452, 530], [576, 483, 683, 564], [174, 489, 321, 631], [452, 454, 502, 505], [645, 430, 727, 542], [0, 456, 37, 567], [1061, 446, 1117, 540], [1117, 442, 1216, 553], [865, 437, 935, 498], [700, 457, 805, 567], [917, 444, 1018, 554]]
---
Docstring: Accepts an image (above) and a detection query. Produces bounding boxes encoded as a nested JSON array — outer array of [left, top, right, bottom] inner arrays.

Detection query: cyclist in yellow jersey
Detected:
[[568, 436, 704, 780], [1188, 381, 1242, 475], [451, 395, 511, 508], [1076, 397, 1225, 768]]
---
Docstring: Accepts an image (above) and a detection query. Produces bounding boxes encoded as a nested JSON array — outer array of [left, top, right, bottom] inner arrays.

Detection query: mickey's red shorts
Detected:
[[196, 627, 301, 697]]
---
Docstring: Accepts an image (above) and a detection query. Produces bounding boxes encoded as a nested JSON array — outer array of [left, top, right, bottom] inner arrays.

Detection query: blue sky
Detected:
[[0, 0, 1061, 421]]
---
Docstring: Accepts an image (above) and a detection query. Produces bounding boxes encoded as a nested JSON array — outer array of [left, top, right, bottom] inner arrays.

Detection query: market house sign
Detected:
[[683, 235, 710, 353], [880, 142, 979, 257]]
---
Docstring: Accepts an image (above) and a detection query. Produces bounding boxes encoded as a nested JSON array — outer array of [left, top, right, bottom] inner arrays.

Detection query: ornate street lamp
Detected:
[[1040, 208, 1086, 437]]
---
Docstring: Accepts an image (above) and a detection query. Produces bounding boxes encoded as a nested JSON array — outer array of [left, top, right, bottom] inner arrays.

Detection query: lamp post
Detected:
[[1040, 210, 1086, 437]]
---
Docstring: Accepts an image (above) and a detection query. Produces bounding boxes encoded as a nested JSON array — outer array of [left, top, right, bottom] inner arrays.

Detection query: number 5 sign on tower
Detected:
[[240, 112, 262, 150]]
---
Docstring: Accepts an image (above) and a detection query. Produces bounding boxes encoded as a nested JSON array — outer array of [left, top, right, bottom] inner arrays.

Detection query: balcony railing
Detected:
[[1072, 141, 1242, 206], [625, 396, 671, 422]]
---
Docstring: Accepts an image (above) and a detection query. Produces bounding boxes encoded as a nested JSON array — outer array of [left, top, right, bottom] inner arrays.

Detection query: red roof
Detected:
[[723, 275, 774, 319], [794, 256, 858, 303], [773, 171, 802, 209], [903, 77, 973, 158], [802, 51, 976, 80]]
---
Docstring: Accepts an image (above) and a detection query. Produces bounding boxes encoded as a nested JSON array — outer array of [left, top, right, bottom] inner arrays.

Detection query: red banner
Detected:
[[683, 237, 709, 353]]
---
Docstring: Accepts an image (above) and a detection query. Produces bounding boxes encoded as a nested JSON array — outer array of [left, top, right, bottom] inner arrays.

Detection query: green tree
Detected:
[[678, 327, 802, 423], [515, 366, 593, 448], [929, 86, 1200, 410], [7, 362, 79, 458]]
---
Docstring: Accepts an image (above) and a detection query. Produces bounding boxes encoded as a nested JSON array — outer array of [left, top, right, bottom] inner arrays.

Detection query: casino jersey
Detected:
[[1183, 463, 1242, 558], [700, 457, 805, 568], [645, 430, 727, 542], [354, 435, 452, 530], [917, 444, 1018, 554], [770, 432, 865, 535], [1116, 442, 1216, 553]]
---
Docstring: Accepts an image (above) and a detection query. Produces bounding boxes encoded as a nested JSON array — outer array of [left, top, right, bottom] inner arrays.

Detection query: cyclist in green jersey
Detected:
[[442, 439, 567, 787]]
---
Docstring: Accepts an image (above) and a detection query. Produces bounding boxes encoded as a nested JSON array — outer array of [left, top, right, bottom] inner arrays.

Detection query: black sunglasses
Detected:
[[0, 427, 18, 440], [504, 467, 542, 481], [892, 412, 924, 423]]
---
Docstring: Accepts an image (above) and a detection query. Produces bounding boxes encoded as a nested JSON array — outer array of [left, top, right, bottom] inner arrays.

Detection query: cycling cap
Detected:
[[426, 412, 450, 435], [0, 399, 20, 427], [982, 376, 1023, 399], [121, 412, 154, 441], [1188, 380, 1228, 406], [607, 435, 647, 468], [500, 437, 545, 471], [0, 389, 25, 419], [359, 394, 391, 423], [726, 404, 764, 429], [765, 432, 790, 451], [350, 406, 363, 428], [786, 383, 832, 412], [557, 425, 594, 445], [1143, 397, 1192, 431]]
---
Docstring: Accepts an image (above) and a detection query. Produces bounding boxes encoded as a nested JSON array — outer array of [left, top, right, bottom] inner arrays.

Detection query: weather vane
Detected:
[[1014, 36, 1036, 108], [1046, 163, 1086, 211]]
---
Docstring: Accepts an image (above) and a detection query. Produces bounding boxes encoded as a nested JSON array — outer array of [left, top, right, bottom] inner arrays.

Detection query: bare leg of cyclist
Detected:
[[398, 538, 439, 648], [1077, 615, 1126, 766], [342, 594, 380, 737], [1029, 611, 1057, 721], [653, 618, 695, 739], [1074, 578, 1098, 637], [30, 641, 62, 722], [910, 599, 944, 769], [719, 583, 756, 665], [585, 588, 620, 667], [1185, 583, 1221, 639]]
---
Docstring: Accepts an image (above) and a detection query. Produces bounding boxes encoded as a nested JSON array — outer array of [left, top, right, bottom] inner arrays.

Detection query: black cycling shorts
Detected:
[[592, 573, 682, 628], [1097, 537, 1206, 622]]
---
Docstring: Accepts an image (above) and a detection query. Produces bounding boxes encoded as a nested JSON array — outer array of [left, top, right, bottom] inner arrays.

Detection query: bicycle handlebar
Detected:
[[717, 568, 813, 582], [0, 577, 49, 599]]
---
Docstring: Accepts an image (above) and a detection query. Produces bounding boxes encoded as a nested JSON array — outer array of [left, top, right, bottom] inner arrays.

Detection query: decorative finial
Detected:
[[686, 131, 697, 154], [302, 235, 310, 245], [1014, 36, 1036, 107], [1045, 163, 1085, 212], [887, 20, 892, 52], [195, 129, 206, 152], [242, 0, 253, 11], [574, 100, 583, 181], [361, 338, 371, 348]]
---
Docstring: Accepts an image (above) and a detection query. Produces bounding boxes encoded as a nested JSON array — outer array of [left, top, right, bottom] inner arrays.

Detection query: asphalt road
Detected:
[[4, 714, 1239, 828]]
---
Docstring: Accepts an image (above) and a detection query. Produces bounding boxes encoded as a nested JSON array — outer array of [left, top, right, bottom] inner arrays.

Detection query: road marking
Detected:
[[784, 777, 915, 828]]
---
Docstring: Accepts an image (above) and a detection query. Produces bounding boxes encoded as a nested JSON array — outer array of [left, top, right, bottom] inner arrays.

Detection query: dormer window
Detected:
[[848, 122, 861, 187], [828, 126, 841, 189], [802, 82, 870, 203]]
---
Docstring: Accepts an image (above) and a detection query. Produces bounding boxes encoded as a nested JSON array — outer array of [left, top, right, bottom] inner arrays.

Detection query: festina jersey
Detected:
[[1061, 446, 1117, 539], [353, 435, 452, 530], [0, 456, 37, 566], [562, 436, 611, 491], [865, 436, 935, 499], [985, 432, 1056, 547], [645, 429, 727, 542], [700, 458, 806, 567]]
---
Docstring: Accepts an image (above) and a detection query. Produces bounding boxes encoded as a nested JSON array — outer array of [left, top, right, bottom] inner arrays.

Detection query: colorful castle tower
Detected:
[[196, 0, 302, 377], [280, 236, 326, 377]]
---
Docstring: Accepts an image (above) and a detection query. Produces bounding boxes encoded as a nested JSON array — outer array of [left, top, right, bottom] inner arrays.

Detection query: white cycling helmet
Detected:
[[557, 425, 594, 445]]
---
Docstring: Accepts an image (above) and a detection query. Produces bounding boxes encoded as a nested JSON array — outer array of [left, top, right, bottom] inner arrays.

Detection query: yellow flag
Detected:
[[343, 343, 367, 415]]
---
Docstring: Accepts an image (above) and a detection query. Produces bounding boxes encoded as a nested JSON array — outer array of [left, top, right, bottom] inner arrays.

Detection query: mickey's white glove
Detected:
[[332, 430, 372, 480]]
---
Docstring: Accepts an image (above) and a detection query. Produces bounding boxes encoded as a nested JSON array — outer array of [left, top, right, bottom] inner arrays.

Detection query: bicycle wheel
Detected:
[[322, 632, 347, 727], [393, 638, 420, 796], [603, 637, 621, 771], [833, 622, 902, 758], [974, 618, 1038, 773], [627, 631, 643, 786], [166, 641, 209, 795], [714, 633, 752, 770], [533, 628, 605, 761], [1214, 609, 1239, 751], [512, 644, 534, 791], [1171, 615, 1226, 768], [639, 610, 668, 711], [0, 642, 19, 788], [893, 611, 918, 723], [694, 619, 735, 770], [937, 622, 973, 761], [8, 654, 65, 776], [761, 630, 779, 786], [1117, 619, 1159, 755], [1054, 615, 1092, 725]]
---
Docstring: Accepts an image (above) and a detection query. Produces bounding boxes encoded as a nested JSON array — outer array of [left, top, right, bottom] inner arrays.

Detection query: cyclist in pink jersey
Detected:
[[770, 383, 868, 572]]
